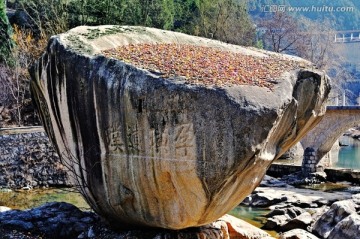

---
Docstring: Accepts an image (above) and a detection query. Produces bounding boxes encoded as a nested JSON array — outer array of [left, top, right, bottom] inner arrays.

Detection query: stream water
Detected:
[[0, 188, 89, 210], [336, 136, 360, 169]]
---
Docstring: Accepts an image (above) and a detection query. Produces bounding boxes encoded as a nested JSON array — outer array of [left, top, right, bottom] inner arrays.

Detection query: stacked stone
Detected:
[[0, 129, 70, 189], [267, 164, 302, 178], [302, 147, 317, 176]]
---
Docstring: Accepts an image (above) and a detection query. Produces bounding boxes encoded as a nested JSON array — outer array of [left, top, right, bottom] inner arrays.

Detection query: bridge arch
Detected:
[[300, 106, 360, 174]]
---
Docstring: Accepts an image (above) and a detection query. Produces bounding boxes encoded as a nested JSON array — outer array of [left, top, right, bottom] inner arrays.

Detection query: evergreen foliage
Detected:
[[0, 0, 14, 63], [15, 0, 255, 46]]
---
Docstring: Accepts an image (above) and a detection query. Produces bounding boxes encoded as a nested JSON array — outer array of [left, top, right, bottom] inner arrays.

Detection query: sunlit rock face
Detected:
[[30, 26, 330, 230]]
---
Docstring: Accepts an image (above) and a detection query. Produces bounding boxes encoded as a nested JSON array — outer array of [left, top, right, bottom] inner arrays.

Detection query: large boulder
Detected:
[[29, 26, 330, 230]]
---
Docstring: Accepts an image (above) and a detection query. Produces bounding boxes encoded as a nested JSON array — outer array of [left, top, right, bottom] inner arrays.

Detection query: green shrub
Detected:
[[0, 0, 15, 64]]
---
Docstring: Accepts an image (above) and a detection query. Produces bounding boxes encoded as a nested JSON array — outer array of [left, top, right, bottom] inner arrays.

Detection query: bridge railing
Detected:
[[334, 31, 360, 43], [326, 105, 360, 110]]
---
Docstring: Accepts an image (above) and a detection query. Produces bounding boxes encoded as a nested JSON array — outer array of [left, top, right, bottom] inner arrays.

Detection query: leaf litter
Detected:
[[102, 43, 309, 89]]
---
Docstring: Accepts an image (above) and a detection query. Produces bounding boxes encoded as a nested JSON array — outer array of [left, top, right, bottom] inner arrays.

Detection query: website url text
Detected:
[[257, 5, 355, 13]]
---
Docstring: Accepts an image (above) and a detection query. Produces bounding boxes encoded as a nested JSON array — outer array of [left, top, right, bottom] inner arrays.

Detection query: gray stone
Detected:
[[266, 207, 305, 218], [87, 226, 96, 238], [311, 172, 327, 182], [263, 215, 290, 230], [0, 202, 100, 239], [245, 190, 288, 207], [352, 193, 360, 205], [1, 220, 34, 231], [328, 213, 360, 239], [312, 200, 357, 238], [0, 206, 11, 212], [280, 229, 320, 239], [219, 214, 274, 239], [30, 25, 330, 229], [281, 212, 313, 231], [264, 208, 312, 232], [246, 187, 352, 210], [260, 175, 292, 188]]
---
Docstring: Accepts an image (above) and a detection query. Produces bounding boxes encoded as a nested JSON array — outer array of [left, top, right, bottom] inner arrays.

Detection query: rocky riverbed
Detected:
[[1, 174, 360, 239], [241, 175, 360, 239], [0, 201, 274, 239]]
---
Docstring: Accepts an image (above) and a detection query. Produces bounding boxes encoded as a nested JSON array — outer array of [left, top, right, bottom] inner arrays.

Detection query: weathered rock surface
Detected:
[[263, 208, 312, 232], [0, 206, 11, 213], [327, 213, 360, 239], [263, 207, 309, 231], [260, 175, 293, 188], [280, 228, 320, 239], [263, 214, 291, 230], [284, 171, 328, 186], [220, 214, 274, 239], [243, 186, 352, 209], [312, 200, 357, 238], [281, 212, 313, 231], [30, 25, 330, 229]]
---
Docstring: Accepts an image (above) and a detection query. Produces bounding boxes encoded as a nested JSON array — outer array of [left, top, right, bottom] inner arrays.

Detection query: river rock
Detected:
[[281, 212, 313, 231], [263, 215, 290, 230], [0, 201, 274, 239], [266, 207, 305, 218], [263, 208, 312, 232], [260, 175, 293, 188], [280, 229, 320, 239], [243, 190, 288, 207], [312, 200, 357, 238], [0, 202, 100, 239], [327, 213, 360, 239], [29, 25, 330, 229], [351, 193, 360, 204], [244, 187, 352, 209], [0, 206, 11, 212], [220, 214, 274, 239]]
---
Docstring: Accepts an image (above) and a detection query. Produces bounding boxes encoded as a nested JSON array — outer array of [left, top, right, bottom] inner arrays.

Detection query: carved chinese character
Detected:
[[174, 123, 195, 160], [109, 131, 125, 153]]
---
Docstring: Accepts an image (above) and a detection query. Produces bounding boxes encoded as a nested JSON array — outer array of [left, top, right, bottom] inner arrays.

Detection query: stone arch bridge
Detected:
[[300, 106, 360, 174]]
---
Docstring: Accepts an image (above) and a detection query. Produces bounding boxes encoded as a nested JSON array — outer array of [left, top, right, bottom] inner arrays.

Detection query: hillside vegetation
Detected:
[[1, 0, 254, 127], [249, 0, 360, 30]]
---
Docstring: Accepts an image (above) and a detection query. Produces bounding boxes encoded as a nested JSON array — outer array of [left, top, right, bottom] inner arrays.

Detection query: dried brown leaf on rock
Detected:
[[102, 43, 307, 89]]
